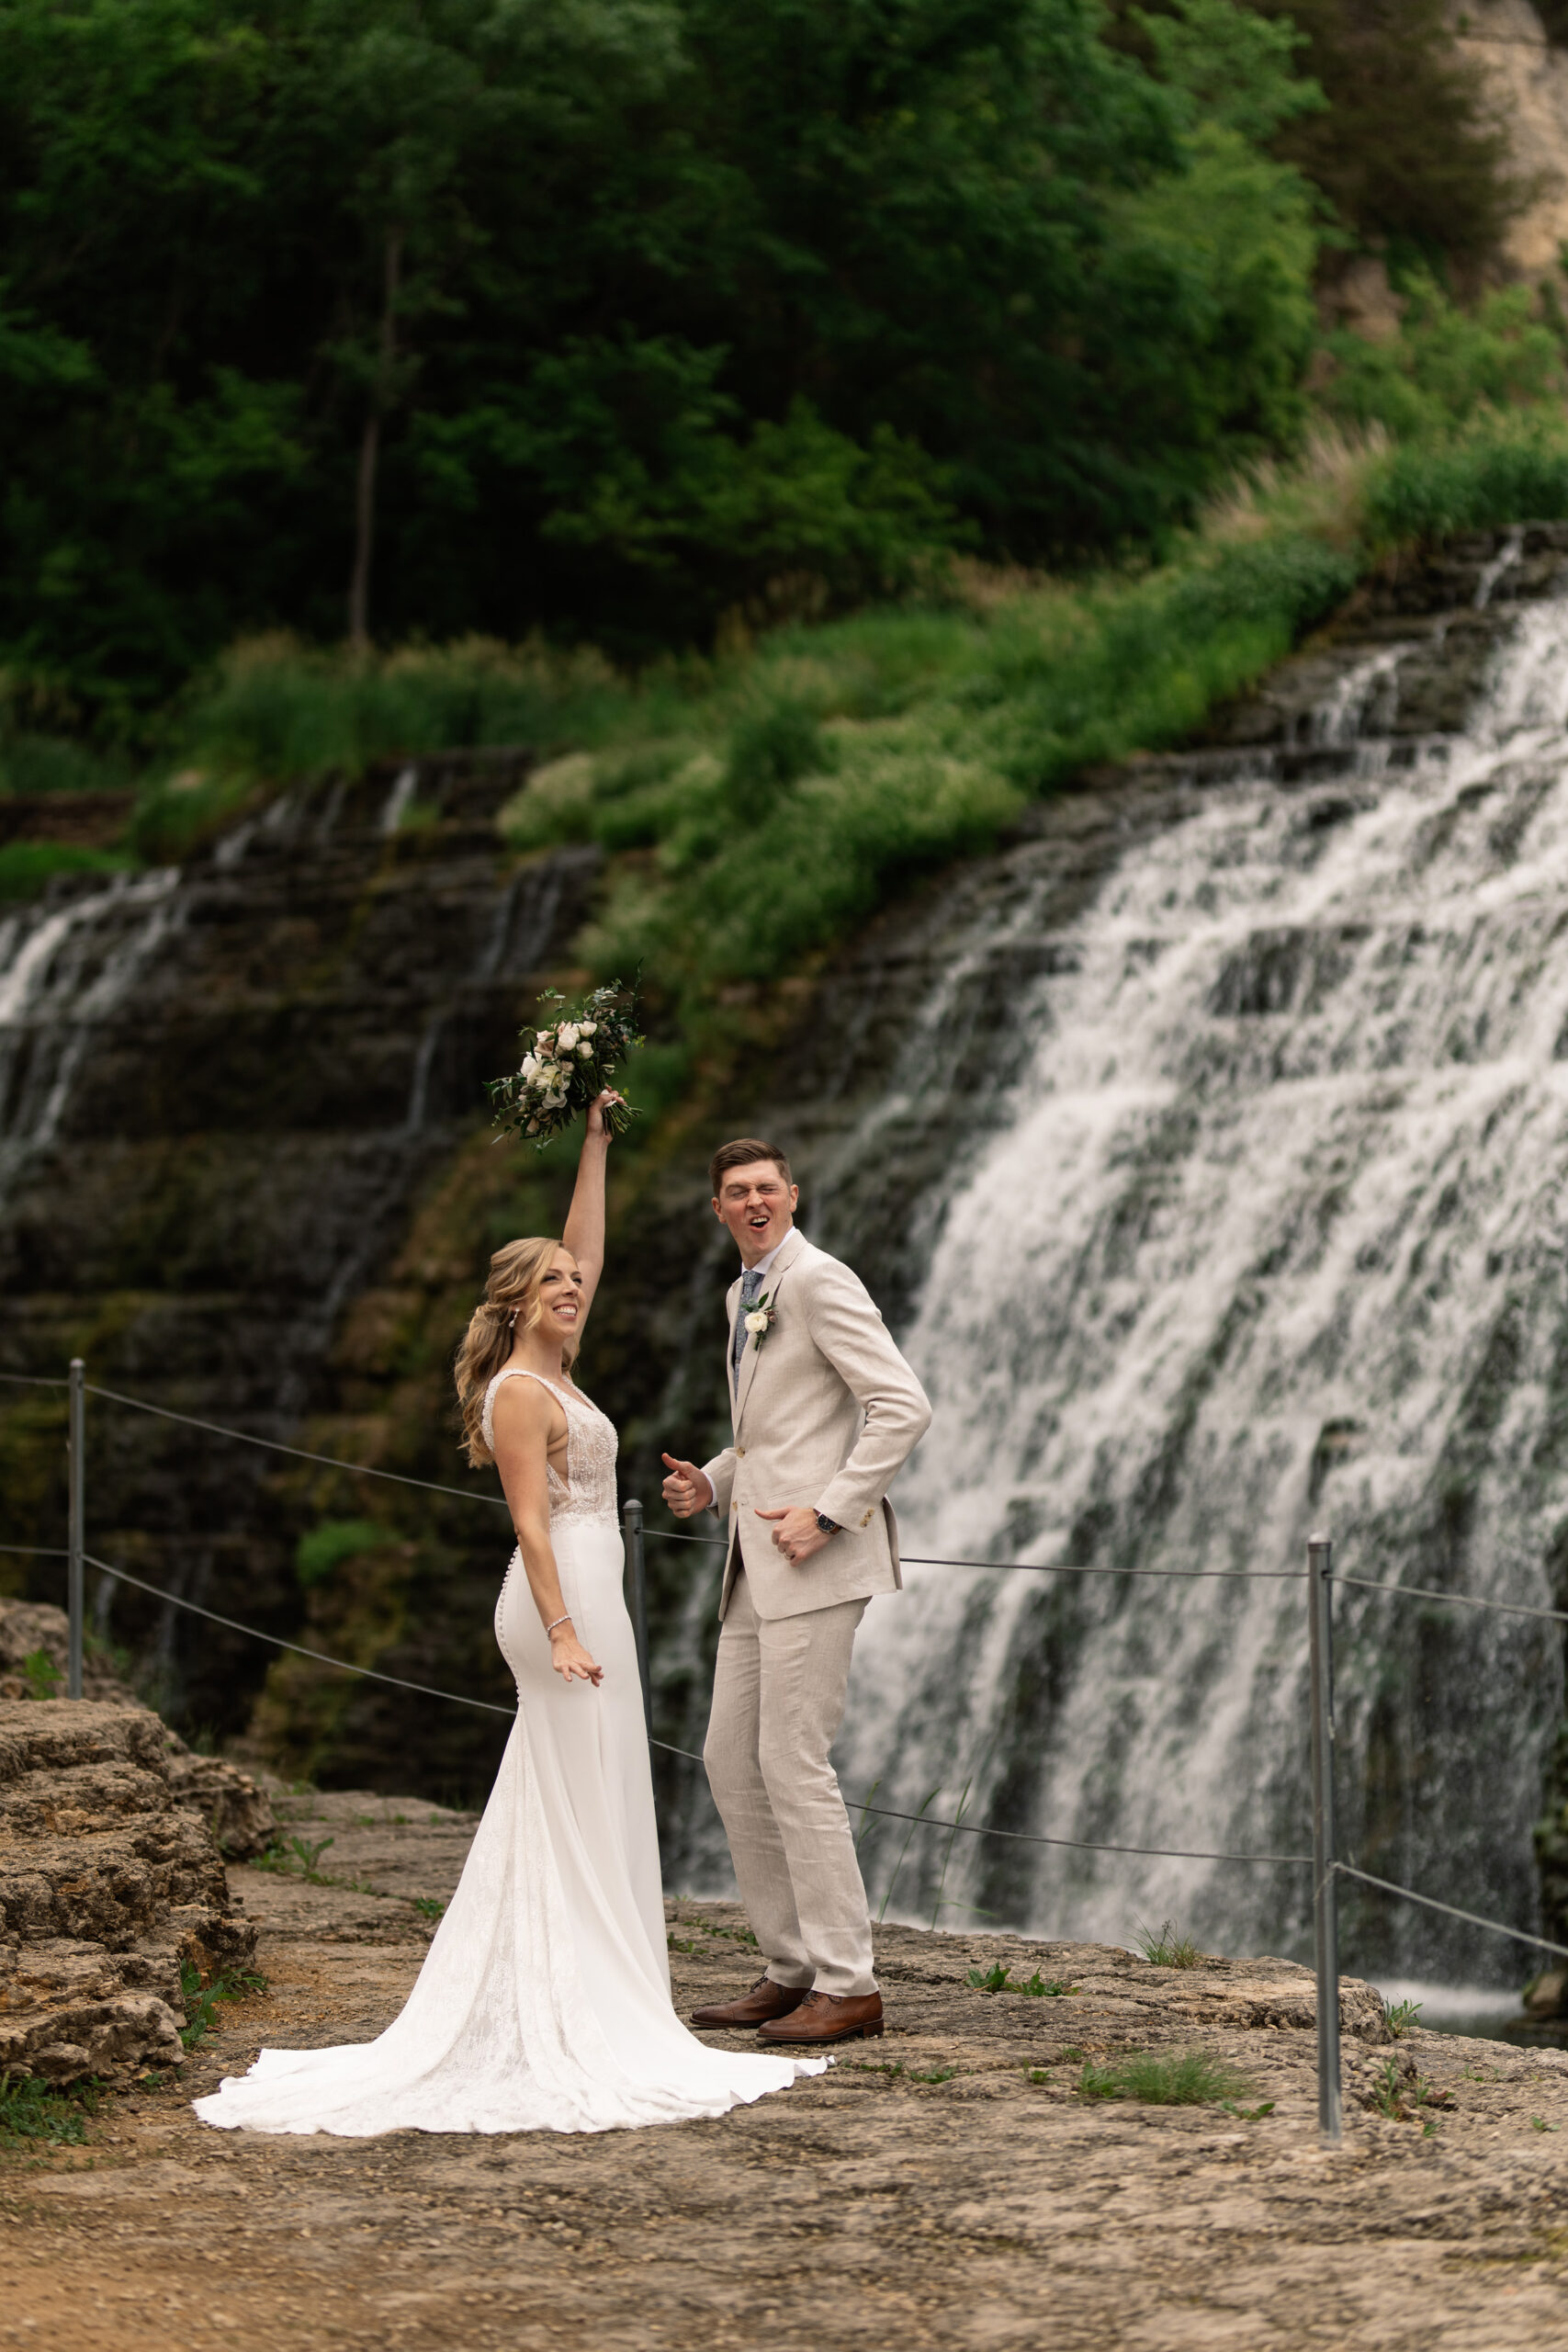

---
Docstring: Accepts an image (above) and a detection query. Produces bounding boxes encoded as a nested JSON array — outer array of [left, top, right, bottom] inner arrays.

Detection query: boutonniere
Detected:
[[743, 1293, 777, 1351]]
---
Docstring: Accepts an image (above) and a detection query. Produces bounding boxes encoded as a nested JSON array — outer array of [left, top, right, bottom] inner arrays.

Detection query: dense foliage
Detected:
[[2, 0, 1339, 716], [99, 416, 1567, 1079]]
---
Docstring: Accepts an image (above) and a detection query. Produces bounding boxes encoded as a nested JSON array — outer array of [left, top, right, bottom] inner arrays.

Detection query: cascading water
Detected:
[[0, 870, 180, 1209], [824, 586, 1568, 1983]]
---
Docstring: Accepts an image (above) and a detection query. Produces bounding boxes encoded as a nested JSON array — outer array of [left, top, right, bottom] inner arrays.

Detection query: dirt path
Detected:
[[7, 1791, 1568, 2351]]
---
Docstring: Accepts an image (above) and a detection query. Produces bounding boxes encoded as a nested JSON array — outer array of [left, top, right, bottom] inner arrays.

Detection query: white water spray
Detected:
[[833, 597, 1568, 1976]]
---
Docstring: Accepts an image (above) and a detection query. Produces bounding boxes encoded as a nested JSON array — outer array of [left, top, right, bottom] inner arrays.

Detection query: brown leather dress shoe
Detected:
[[757, 1989, 884, 2044], [690, 1974, 812, 2029]]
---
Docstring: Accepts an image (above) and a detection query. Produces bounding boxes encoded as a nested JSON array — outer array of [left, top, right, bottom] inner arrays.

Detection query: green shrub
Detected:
[[0, 732, 130, 796], [1362, 420, 1568, 546], [294, 1519, 396, 1589], [0, 841, 132, 901], [18, 1647, 60, 1700], [1321, 278, 1566, 443]]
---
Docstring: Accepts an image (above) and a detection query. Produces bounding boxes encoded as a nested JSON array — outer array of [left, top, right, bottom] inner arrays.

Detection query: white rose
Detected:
[[536, 1031, 554, 1052], [557, 1023, 580, 1050], [521, 1052, 541, 1081], [579, 1042, 593, 1057], [744, 1309, 769, 1335], [578, 1021, 597, 1037]]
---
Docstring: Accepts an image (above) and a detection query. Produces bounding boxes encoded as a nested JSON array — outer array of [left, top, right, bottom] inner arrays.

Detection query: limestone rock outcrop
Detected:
[[0, 1700, 258, 2084], [0, 1595, 134, 1704], [0, 1597, 276, 1859]]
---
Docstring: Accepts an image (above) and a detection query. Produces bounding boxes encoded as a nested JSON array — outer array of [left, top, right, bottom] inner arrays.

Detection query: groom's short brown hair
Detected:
[[709, 1136, 793, 1195]]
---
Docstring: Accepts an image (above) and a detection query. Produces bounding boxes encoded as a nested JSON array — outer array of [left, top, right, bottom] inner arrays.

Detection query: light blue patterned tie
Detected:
[[733, 1267, 762, 1380]]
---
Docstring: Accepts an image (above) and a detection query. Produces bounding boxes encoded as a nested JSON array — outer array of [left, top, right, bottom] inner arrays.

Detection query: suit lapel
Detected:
[[733, 1228, 806, 1434]]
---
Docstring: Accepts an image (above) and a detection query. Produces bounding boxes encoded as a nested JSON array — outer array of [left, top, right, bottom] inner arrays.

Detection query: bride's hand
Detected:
[[585, 1089, 625, 1140], [548, 1622, 604, 1686]]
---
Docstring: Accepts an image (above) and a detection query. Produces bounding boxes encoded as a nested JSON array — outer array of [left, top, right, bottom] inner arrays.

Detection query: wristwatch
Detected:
[[815, 1512, 840, 1536]]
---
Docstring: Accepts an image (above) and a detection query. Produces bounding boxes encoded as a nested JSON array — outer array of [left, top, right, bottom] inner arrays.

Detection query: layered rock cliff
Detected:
[[0, 1696, 261, 2084]]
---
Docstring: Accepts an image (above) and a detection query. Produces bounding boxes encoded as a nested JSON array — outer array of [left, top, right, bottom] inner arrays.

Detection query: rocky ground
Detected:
[[6, 1788, 1568, 2350]]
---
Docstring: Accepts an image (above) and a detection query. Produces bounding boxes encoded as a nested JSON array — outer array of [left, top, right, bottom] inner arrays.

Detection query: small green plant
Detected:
[[1383, 1996, 1424, 2038], [1368, 2058, 1405, 2119], [0, 2070, 103, 2149], [18, 1647, 61, 1700], [1366, 2058, 1450, 2123], [966, 1961, 1076, 1997], [1026, 2066, 1051, 2084], [1221, 2099, 1278, 2122], [849, 2059, 906, 2078], [412, 1897, 446, 1920], [967, 1962, 1012, 1993], [909, 2064, 956, 2085], [1134, 1918, 1203, 1969], [178, 1960, 267, 2050], [1076, 2049, 1255, 2108], [1531, 2116, 1560, 2132], [1057, 2046, 1084, 2064], [255, 1832, 335, 1881]]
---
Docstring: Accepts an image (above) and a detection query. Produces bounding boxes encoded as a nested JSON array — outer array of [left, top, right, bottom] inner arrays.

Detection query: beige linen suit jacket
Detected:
[[701, 1227, 931, 1622]]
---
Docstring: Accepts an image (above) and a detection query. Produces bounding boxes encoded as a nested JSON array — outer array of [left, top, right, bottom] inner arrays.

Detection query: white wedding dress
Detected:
[[194, 1369, 823, 2135]]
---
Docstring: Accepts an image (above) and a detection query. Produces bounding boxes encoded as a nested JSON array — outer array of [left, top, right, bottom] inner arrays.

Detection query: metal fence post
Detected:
[[623, 1498, 651, 1736], [67, 1358, 85, 1700], [1307, 1529, 1341, 2141]]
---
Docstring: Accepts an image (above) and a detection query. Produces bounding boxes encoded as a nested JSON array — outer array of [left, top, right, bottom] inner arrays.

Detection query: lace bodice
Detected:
[[482, 1370, 618, 1530]]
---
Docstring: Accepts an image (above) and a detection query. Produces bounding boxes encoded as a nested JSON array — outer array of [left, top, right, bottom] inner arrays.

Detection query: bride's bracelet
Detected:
[[546, 1613, 572, 1636]]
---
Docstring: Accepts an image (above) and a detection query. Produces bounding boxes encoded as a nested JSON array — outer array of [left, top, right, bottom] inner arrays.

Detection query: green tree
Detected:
[[286, 0, 683, 645]]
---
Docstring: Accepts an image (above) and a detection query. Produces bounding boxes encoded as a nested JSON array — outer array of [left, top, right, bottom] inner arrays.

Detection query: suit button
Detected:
[[737, 1446, 746, 1457]]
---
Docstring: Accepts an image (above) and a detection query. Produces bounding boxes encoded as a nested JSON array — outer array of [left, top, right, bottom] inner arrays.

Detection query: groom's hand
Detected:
[[661, 1453, 715, 1517], [756, 1506, 830, 1566]]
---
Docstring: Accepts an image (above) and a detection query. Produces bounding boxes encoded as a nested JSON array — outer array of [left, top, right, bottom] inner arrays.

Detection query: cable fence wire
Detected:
[[12, 1544, 1309, 1868], [84, 1554, 516, 1718], [642, 1527, 1306, 1581], [1335, 1861, 1568, 1965], [9, 1364, 1568, 1943], [1337, 1573, 1568, 1630], [647, 1736, 1308, 1864], [85, 1384, 511, 1511]]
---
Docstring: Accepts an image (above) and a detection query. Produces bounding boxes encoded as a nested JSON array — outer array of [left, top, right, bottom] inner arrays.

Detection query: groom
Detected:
[[661, 1138, 931, 2045]]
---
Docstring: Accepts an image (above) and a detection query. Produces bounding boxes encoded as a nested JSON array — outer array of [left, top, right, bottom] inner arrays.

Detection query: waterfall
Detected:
[[0, 871, 180, 1210], [829, 589, 1568, 1983]]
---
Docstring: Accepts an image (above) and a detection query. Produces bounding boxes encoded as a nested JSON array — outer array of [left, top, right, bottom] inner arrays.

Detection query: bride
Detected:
[[194, 1093, 822, 2135]]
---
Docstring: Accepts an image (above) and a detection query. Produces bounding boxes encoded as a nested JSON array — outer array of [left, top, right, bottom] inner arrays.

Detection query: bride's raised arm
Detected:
[[560, 1089, 622, 1317]]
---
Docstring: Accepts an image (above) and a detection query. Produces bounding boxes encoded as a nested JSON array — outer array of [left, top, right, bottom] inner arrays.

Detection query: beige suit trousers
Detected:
[[702, 1570, 874, 1997]]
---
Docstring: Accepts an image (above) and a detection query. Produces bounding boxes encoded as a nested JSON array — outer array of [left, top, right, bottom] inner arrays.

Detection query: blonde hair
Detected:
[[455, 1237, 579, 1466]]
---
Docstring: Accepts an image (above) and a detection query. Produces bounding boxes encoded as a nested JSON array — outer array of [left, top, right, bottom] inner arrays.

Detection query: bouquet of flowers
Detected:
[[487, 980, 643, 1150]]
